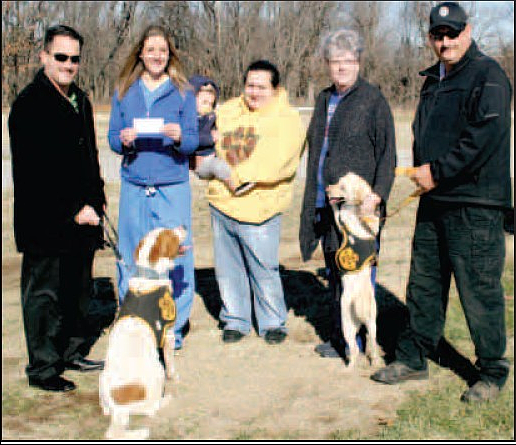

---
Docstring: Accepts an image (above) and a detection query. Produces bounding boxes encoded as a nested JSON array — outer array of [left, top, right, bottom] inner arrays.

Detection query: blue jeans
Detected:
[[117, 179, 195, 348], [210, 206, 287, 336]]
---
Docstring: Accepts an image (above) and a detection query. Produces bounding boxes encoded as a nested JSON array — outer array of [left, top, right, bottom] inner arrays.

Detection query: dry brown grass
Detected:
[[2, 109, 513, 440]]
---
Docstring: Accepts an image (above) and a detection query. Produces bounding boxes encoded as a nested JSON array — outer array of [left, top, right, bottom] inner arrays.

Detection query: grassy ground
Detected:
[[341, 245, 515, 441], [2, 177, 513, 441], [2, 108, 513, 440]]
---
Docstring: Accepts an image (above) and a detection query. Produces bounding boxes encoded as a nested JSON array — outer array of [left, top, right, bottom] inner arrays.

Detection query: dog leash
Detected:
[[328, 167, 424, 223], [99, 213, 136, 278], [383, 190, 423, 220], [99, 213, 123, 262], [383, 167, 424, 220]]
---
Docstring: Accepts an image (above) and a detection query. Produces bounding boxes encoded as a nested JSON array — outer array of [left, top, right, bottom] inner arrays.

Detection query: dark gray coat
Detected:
[[299, 77, 396, 261]]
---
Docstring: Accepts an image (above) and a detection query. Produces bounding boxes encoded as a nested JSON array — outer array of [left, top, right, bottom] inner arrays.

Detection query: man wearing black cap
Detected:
[[371, 2, 512, 404]]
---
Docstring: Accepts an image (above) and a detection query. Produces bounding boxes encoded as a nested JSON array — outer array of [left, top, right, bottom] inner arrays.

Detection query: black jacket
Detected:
[[195, 111, 217, 156], [8, 69, 106, 254], [413, 41, 512, 208], [299, 77, 396, 261]]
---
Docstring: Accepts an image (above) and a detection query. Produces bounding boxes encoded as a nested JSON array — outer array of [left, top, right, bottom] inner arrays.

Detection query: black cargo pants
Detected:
[[396, 198, 509, 388], [20, 250, 96, 380]]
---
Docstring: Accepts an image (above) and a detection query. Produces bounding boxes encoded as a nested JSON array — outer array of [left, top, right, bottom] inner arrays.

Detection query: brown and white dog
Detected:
[[99, 226, 187, 440], [327, 173, 381, 369]]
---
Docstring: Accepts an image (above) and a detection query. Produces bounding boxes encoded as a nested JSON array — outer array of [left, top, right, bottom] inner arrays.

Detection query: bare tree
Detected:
[[2, 1, 513, 108]]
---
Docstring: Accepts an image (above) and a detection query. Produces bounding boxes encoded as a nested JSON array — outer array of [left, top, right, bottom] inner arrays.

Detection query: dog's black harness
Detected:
[[332, 200, 377, 274], [117, 285, 176, 348]]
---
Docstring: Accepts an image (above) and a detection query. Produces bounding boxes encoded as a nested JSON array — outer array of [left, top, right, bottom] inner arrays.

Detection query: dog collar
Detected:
[[134, 265, 169, 281]]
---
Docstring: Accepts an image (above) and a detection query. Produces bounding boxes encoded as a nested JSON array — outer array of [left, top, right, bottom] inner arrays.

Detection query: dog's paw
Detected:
[[342, 359, 357, 372], [368, 355, 383, 368], [106, 426, 150, 440], [128, 427, 150, 440], [160, 394, 172, 409], [169, 371, 180, 383]]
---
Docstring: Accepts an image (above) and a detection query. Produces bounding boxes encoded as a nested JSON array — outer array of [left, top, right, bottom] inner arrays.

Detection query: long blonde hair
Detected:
[[117, 25, 189, 99]]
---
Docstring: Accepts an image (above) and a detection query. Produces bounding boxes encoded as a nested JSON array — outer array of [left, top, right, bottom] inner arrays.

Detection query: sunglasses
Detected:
[[52, 53, 81, 64], [430, 28, 462, 41]]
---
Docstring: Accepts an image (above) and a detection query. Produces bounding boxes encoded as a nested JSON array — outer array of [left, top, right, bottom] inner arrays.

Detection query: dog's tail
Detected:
[[111, 384, 147, 405]]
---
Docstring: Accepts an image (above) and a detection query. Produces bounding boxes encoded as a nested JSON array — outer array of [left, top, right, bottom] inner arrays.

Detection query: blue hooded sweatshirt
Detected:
[[108, 79, 199, 186]]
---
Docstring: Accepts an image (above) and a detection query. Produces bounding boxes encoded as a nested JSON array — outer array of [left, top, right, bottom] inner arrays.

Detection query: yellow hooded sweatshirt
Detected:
[[207, 88, 305, 224]]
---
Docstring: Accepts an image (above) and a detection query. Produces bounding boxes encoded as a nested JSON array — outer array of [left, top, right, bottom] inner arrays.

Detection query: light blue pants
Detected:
[[210, 206, 287, 336], [117, 179, 194, 348]]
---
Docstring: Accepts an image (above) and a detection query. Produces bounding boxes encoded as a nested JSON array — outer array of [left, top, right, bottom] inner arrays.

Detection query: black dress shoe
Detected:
[[222, 329, 245, 343], [65, 357, 105, 372], [29, 375, 76, 392], [264, 329, 287, 345]]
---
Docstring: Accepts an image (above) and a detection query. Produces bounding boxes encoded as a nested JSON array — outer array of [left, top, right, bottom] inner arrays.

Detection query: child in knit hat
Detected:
[[189, 75, 254, 196]]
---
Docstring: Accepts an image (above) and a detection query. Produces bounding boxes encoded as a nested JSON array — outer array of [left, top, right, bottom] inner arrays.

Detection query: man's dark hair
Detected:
[[244, 60, 280, 88], [44, 25, 84, 51]]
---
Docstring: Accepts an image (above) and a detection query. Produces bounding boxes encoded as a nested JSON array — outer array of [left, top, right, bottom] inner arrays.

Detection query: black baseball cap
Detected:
[[429, 2, 468, 32]]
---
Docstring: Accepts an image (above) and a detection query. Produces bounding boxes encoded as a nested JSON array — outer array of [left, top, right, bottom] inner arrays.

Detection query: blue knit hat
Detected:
[[188, 75, 220, 106]]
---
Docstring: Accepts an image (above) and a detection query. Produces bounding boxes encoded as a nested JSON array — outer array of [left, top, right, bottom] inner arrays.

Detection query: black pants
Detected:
[[21, 250, 96, 380], [396, 199, 509, 388]]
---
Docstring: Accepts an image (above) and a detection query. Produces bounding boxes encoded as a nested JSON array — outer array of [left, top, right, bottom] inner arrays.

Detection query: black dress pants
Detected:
[[395, 198, 509, 388], [21, 249, 95, 380]]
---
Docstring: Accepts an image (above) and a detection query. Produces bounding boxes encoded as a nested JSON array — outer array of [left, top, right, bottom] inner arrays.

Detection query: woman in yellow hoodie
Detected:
[[207, 60, 305, 344]]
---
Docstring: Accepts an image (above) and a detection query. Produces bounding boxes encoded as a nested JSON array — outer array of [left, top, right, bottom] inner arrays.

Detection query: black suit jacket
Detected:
[[8, 69, 106, 253]]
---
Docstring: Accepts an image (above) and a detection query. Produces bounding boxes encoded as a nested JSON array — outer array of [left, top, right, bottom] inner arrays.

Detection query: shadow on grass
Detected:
[[194, 265, 480, 385]]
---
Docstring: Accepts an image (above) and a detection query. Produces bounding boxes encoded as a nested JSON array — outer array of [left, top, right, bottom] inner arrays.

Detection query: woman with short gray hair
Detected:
[[320, 28, 364, 61], [299, 28, 396, 362]]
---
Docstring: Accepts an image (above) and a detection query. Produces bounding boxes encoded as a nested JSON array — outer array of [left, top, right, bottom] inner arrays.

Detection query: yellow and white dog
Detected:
[[327, 173, 381, 369], [99, 227, 187, 440]]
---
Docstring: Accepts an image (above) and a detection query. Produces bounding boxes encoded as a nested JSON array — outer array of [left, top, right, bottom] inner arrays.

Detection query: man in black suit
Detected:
[[9, 25, 106, 392]]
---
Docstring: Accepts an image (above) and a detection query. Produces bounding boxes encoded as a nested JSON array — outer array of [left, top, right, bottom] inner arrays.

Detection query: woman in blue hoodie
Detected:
[[108, 25, 198, 349]]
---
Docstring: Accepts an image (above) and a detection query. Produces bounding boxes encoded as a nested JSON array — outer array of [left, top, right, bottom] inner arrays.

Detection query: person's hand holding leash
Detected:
[[75, 205, 100, 226], [361, 192, 381, 216], [162, 123, 181, 143], [120, 128, 137, 146], [409, 163, 436, 192]]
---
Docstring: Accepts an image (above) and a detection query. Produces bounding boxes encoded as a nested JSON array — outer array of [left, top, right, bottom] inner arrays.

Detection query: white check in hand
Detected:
[[133, 118, 165, 134]]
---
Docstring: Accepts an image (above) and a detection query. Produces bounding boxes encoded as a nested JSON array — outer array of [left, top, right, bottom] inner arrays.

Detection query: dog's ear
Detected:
[[173, 226, 187, 244], [134, 238, 146, 262], [149, 230, 180, 264]]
